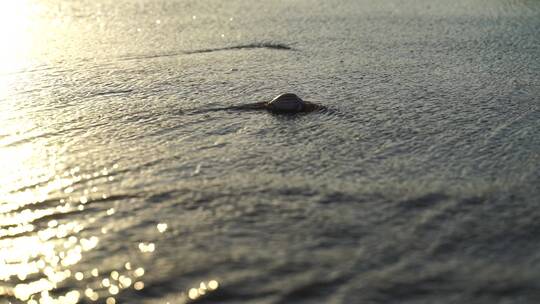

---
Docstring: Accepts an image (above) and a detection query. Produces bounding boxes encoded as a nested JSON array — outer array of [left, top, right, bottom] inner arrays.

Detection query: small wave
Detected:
[[119, 43, 294, 61], [275, 274, 351, 304], [84, 89, 134, 98], [184, 43, 294, 54], [397, 193, 449, 210]]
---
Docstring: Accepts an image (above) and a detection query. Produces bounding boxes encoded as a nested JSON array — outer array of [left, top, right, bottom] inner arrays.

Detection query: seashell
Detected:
[[266, 93, 305, 113]]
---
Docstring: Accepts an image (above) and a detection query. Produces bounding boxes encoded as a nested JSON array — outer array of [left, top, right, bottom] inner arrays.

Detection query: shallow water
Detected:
[[1, 0, 540, 303]]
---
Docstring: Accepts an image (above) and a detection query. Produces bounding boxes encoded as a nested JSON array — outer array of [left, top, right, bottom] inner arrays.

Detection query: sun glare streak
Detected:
[[0, 142, 71, 216], [0, 135, 130, 303], [0, 1, 222, 303], [0, 0, 35, 73]]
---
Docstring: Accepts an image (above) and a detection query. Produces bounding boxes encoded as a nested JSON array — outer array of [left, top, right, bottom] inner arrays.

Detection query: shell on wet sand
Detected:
[[266, 93, 306, 113]]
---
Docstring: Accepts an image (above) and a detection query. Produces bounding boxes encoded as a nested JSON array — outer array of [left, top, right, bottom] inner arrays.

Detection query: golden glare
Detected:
[[102, 278, 111, 288], [1, 2, 220, 303], [75, 272, 84, 280], [111, 271, 119, 280], [185, 280, 220, 301], [109, 285, 119, 295], [0, 1, 151, 304], [188, 288, 199, 300], [138, 242, 156, 253], [208, 280, 219, 290], [119, 276, 132, 288], [0, 0, 34, 73], [0, 138, 101, 303], [106, 297, 116, 304], [157, 223, 168, 233]]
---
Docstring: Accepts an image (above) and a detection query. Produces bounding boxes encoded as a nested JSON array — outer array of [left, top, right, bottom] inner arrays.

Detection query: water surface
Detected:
[[1, 0, 539, 303]]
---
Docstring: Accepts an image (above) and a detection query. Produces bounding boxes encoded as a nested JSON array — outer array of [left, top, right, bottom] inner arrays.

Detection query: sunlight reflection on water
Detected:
[[0, 138, 220, 301], [0, 0, 222, 299], [0, 0, 34, 73], [0, 154, 164, 304], [0, 0, 537, 301], [0, 74, 145, 303], [0, 119, 146, 303], [0, 156, 119, 303]]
